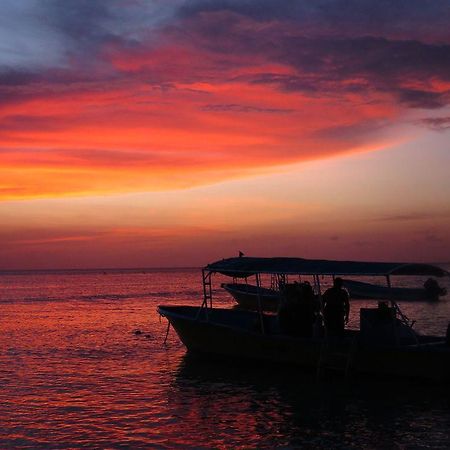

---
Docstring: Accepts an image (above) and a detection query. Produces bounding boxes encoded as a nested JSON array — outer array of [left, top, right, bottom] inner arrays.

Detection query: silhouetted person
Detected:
[[322, 277, 350, 337], [278, 282, 316, 337], [278, 283, 300, 336]]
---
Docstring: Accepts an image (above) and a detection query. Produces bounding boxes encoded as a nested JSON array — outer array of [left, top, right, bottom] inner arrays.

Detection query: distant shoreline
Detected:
[[1, 262, 449, 275]]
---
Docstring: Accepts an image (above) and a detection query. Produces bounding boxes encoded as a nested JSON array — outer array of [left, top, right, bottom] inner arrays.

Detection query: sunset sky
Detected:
[[1, 0, 449, 269]]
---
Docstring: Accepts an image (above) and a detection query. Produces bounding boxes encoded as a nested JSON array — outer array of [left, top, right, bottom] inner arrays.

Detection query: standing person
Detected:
[[322, 277, 350, 336]]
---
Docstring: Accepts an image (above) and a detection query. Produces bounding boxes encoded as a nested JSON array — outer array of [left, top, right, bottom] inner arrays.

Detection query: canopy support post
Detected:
[[386, 275, 393, 308], [277, 274, 286, 290], [204, 269, 213, 309], [314, 274, 326, 338], [386, 275, 399, 346], [255, 273, 265, 334]]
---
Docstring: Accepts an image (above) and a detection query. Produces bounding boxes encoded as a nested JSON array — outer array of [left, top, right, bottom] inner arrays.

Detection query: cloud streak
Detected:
[[420, 116, 450, 131]]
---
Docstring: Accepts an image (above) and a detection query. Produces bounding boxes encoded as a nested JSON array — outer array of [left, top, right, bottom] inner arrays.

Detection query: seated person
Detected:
[[278, 283, 300, 335], [296, 282, 316, 337], [278, 282, 315, 337]]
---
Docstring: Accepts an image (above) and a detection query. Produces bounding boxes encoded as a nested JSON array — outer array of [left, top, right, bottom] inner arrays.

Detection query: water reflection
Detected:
[[171, 354, 450, 448], [1, 269, 449, 448]]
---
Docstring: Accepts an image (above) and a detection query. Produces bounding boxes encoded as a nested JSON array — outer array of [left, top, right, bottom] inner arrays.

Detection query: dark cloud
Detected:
[[395, 89, 449, 109], [200, 104, 293, 113], [43, 0, 116, 41], [423, 233, 443, 243], [0, 1, 178, 71], [0, 146, 212, 169], [0, 69, 43, 86], [40, 0, 140, 66], [180, 0, 450, 42], [0, 226, 110, 247], [353, 240, 379, 248], [378, 212, 450, 222], [0, 72, 112, 111], [279, 37, 450, 81], [173, 3, 450, 110], [204, 30, 450, 109], [2, 0, 448, 113], [239, 73, 319, 93], [419, 116, 450, 131], [311, 118, 389, 142], [0, 114, 70, 132], [0, 65, 105, 85], [380, 213, 432, 222]]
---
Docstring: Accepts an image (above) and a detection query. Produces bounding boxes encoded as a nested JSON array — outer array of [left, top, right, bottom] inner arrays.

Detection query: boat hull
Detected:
[[159, 305, 450, 381], [163, 306, 321, 368], [343, 279, 445, 301], [221, 283, 279, 311]]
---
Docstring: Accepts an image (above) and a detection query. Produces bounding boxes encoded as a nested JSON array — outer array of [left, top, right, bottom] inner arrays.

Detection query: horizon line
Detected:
[[0, 266, 201, 273], [1, 261, 449, 274]]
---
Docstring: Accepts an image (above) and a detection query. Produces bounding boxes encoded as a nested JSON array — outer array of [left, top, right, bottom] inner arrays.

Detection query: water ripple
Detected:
[[0, 270, 449, 448]]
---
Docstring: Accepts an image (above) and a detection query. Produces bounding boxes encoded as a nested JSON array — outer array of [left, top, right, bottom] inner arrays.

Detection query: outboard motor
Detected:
[[424, 278, 447, 301]]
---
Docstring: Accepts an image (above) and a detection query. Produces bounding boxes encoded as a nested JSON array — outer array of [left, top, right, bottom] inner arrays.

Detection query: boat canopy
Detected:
[[205, 257, 449, 278]]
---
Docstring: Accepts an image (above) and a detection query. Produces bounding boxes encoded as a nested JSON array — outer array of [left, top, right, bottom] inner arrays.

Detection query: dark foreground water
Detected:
[[1, 268, 449, 448]]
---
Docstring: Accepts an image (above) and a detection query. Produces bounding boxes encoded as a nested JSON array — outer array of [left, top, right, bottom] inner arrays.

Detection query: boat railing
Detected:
[[201, 263, 438, 348], [386, 275, 420, 346]]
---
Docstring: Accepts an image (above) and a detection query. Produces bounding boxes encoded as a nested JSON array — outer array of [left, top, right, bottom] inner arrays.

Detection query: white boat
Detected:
[[221, 282, 279, 311], [342, 278, 447, 301], [158, 257, 450, 381], [222, 277, 446, 310]]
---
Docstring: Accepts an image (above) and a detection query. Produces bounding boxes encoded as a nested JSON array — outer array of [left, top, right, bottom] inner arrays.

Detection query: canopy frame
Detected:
[[205, 257, 449, 278], [197, 256, 448, 343]]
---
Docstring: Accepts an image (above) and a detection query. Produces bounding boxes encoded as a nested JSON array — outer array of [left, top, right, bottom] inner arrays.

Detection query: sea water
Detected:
[[1, 267, 449, 448]]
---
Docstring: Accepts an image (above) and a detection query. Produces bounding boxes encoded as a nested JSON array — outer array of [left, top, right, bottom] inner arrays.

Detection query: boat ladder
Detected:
[[196, 269, 213, 320], [316, 335, 357, 380]]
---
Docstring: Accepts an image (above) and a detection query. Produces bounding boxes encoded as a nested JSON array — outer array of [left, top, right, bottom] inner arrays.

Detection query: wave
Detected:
[[1, 289, 203, 304]]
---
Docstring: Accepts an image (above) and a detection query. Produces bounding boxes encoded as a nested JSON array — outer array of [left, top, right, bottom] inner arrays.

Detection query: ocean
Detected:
[[1, 267, 449, 448]]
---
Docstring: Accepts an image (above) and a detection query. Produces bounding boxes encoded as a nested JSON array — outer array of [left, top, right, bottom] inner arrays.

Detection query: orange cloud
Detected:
[[0, 70, 401, 200]]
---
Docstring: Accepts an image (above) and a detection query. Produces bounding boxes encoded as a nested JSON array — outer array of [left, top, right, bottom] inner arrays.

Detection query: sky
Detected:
[[1, 0, 449, 269]]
